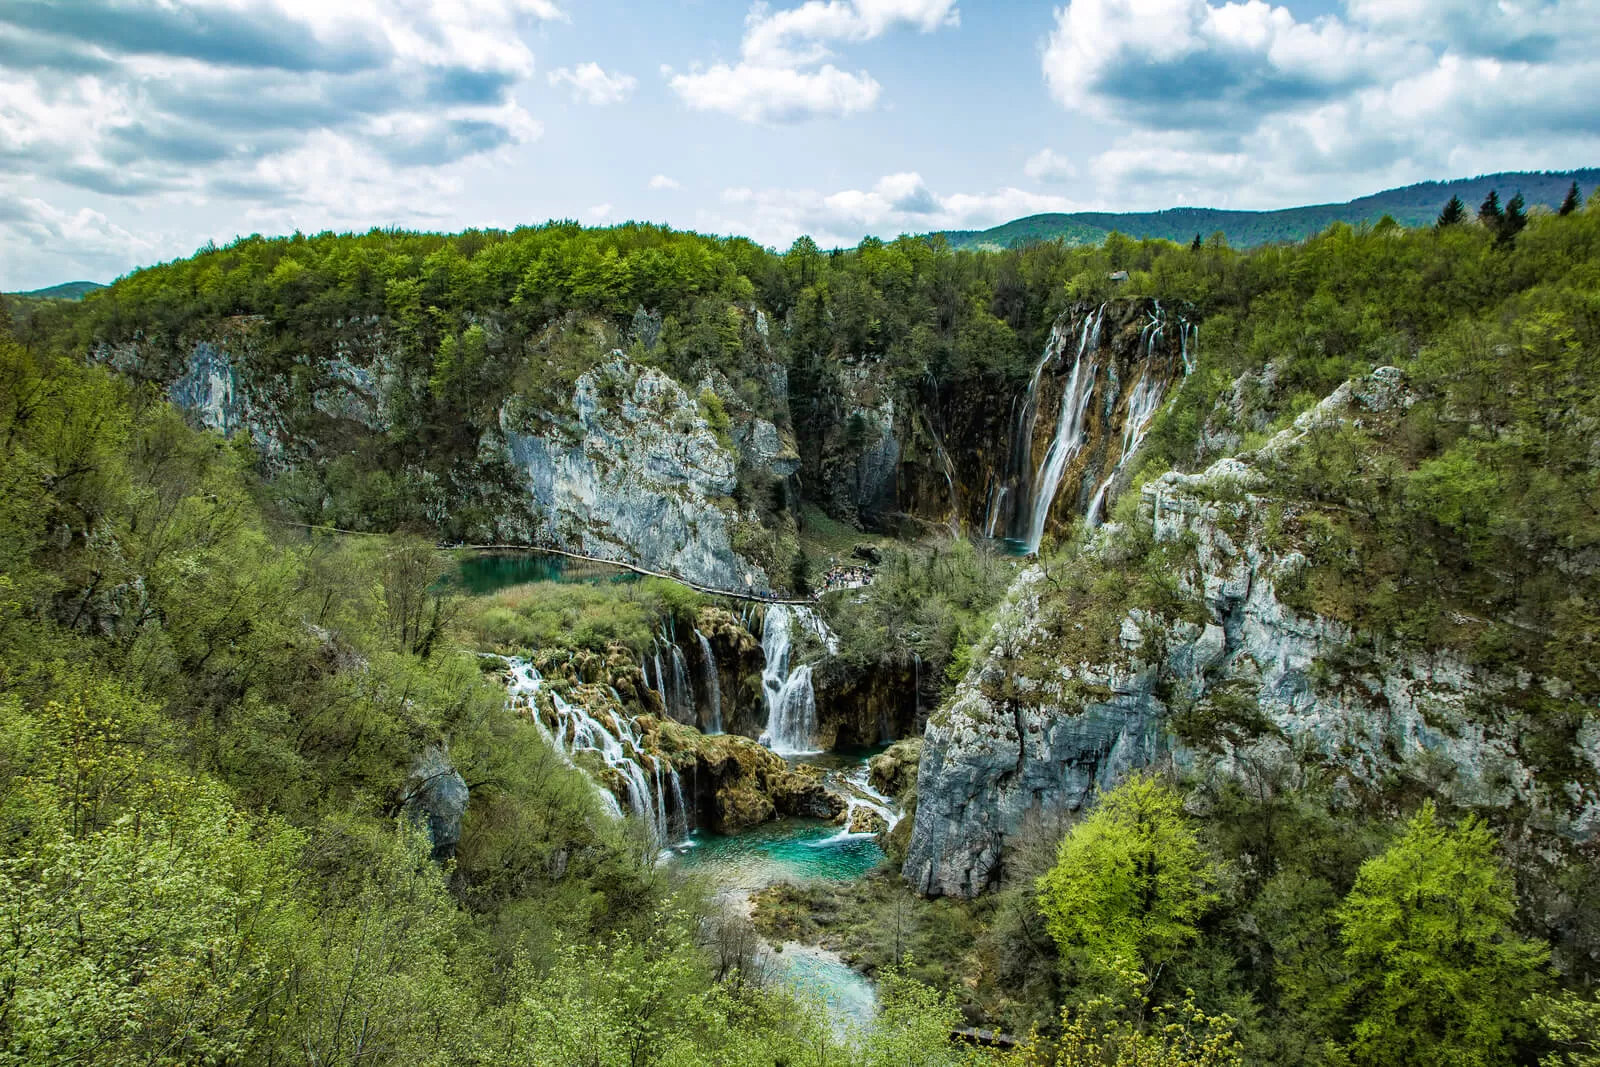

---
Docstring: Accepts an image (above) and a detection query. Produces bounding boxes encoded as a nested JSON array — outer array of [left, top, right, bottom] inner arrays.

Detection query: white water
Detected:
[[669, 642, 693, 722], [1024, 306, 1104, 553], [760, 605, 836, 755], [1086, 368, 1168, 529], [819, 761, 904, 844], [503, 655, 692, 846], [695, 629, 724, 734]]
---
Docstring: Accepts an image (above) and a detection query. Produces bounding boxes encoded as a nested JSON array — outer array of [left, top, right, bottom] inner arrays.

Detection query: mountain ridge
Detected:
[[939, 168, 1600, 250]]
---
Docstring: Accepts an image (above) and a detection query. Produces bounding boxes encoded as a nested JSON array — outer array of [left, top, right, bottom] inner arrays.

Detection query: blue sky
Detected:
[[3, 0, 1598, 289]]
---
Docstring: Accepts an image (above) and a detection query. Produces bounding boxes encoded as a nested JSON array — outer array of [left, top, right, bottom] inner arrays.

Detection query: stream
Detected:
[[674, 750, 895, 1033]]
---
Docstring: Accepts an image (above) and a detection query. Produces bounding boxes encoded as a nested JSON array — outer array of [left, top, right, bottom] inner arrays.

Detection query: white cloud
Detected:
[[0, 0, 565, 285], [708, 172, 1080, 248], [668, 63, 881, 124], [548, 62, 637, 105], [668, 0, 959, 123], [648, 174, 683, 191], [583, 203, 613, 224], [1045, 0, 1600, 211], [1024, 149, 1077, 184], [0, 1, 560, 201]]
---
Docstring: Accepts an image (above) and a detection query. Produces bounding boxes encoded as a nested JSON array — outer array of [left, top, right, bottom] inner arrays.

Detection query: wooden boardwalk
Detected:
[[277, 522, 820, 604]]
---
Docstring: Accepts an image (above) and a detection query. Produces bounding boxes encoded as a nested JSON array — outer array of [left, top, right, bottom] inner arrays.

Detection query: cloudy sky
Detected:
[[3, 0, 1598, 289]]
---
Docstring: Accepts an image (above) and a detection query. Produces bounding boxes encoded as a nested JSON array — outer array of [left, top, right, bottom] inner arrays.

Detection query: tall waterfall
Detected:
[[1023, 305, 1104, 554], [760, 604, 835, 755], [503, 656, 687, 847], [669, 643, 693, 722], [695, 629, 723, 734]]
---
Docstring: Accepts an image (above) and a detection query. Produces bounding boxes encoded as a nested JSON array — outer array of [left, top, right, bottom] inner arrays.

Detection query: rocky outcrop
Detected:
[[812, 659, 920, 750], [869, 738, 923, 800], [499, 356, 768, 591], [663, 728, 843, 833], [904, 368, 1600, 897], [402, 746, 470, 863]]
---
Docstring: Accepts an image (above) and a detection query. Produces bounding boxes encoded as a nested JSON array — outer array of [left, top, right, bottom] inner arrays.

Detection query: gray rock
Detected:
[[905, 368, 1596, 898], [501, 355, 770, 591], [403, 746, 469, 863]]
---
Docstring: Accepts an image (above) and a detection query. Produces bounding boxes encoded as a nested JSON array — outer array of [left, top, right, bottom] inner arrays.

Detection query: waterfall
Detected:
[[984, 486, 1007, 539], [503, 655, 687, 845], [761, 605, 834, 755], [695, 629, 723, 734], [818, 761, 904, 843], [669, 642, 693, 722], [669, 765, 689, 841], [1024, 306, 1104, 554]]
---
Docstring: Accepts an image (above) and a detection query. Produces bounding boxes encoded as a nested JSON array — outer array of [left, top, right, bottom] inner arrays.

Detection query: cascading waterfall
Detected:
[[669, 642, 693, 722], [1023, 305, 1104, 554], [669, 765, 689, 840], [821, 762, 905, 843], [502, 655, 689, 846], [1086, 368, 1167, 529], [695, 629, 724, 734], [760, 604, 836, 755]]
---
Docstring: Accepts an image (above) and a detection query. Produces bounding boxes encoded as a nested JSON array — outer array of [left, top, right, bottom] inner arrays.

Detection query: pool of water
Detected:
[[674, 818, 886, 891], [768, 943, 878, 1033], [450, 551, 640, 596]]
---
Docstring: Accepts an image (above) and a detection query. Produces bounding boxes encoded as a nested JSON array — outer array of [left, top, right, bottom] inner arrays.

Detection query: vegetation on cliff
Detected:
[[6, 190, 1600, 1063]]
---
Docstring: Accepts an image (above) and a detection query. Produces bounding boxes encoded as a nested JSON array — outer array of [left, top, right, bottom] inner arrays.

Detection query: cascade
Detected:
[[669, 642, 693, 722], [761, 605, 836, 755], [503, 655, 686, 846], [1086, 369, 1167, 529], [695, 629, 724, 734], [669, 764, 689, 841], [819, 761, 904, 843], [1023, 306, 1104, 554]]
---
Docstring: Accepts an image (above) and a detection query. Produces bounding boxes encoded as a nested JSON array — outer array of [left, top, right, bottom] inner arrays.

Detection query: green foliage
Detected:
[[1032, 957, 1244, 1067], [824, 540, 1013, 691], [1535, 989, 1600, 1067], [1037, 776, 1215, 976], [1334, 802, 1549, 1067], [1437, 195, 1467, 227]]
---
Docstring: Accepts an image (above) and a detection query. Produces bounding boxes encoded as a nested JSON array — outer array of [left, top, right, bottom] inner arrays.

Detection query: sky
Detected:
[[2, 0, 1599, 290]]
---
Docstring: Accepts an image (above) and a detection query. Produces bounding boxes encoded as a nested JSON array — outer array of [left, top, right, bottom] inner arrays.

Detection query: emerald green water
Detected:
[[451, 551, 639, 596], [673, 765, 891, 1035], [675, 818, 885, 890]]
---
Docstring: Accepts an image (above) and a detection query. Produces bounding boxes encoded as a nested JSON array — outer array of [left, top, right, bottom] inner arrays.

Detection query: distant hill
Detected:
[[8, 281, 107, 301], [940, 170, 1600, 251]]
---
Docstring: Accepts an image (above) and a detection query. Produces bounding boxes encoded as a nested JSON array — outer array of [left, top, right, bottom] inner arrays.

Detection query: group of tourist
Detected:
[[818, 564, 873, 592]]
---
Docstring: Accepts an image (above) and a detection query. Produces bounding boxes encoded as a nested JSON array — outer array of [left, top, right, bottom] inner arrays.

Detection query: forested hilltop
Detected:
[[941, 168, 1600, 250], [4, 188, 1600, 1064]]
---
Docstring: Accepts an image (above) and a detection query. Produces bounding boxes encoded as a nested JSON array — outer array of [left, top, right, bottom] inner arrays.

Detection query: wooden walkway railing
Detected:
[[276, 522, 821, 604]]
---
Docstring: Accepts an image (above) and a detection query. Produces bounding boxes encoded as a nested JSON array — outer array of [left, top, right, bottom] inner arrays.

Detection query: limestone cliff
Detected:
[[905, 368, 1600, 897], [497, 356, 770, 591], [95, 316, 799, 590]]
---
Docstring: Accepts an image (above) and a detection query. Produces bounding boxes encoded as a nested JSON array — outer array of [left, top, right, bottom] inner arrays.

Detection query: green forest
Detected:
[[4, 186, 1600, 1065]]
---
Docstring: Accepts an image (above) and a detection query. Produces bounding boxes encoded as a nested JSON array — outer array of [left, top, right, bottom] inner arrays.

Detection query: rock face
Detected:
[[500, 356, 768, 591], [904, 368, 1600, 898], [812, 659, 920, 750], [402, 746, 470, 863]]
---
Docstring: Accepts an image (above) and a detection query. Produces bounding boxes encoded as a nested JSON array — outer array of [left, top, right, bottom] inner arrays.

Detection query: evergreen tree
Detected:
[[1335, 802, 1548, 1067], [1191, 233, 1203, 251], [1479, 189, 1504, 228], [1500, 191, 1528, 245], [1559, 181, 1582, 216], [1437, 195, 1467, 227]]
